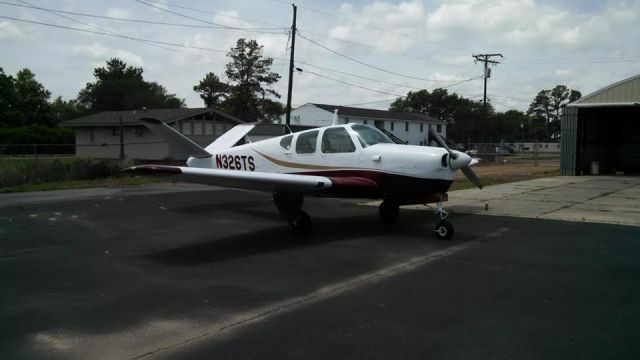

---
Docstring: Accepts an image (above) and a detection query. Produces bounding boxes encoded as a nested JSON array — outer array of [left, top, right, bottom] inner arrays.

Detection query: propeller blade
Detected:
[[461, 166, 483, 189], [429, 127, 457, 159]]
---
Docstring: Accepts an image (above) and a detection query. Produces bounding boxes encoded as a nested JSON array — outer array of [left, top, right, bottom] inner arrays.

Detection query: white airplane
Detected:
[[126, 113, 482, 240]]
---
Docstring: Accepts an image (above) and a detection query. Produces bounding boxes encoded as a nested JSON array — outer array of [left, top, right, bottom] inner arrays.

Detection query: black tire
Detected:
[[434, 220, 454, 240], [379, 201, 399, 223], [289, 211, 311, 236]]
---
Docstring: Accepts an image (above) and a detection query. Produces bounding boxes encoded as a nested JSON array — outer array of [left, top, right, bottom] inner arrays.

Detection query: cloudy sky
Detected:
[[1, 0, 639, 112]]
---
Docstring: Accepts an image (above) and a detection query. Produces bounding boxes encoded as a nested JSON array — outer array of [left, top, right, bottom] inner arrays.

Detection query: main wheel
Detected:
[[379, 201, 399, 223], [289, 211, 311, 236], [434, 220, 454, 240]]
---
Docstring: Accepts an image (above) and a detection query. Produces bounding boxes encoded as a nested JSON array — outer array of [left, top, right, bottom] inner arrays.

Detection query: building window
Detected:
[[391, 122, 394, 131], [420, 123, 424, 132], [405, 122, 409, 132], [194, 122, 203, 136], [204, 123, 213, 136], [215, 123, 224, 136], [182, 121, 192, 135], [437, 124, 442, 133]]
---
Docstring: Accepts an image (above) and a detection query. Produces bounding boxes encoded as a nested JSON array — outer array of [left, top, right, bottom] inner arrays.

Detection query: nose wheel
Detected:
[[434, 220, 454, 240]]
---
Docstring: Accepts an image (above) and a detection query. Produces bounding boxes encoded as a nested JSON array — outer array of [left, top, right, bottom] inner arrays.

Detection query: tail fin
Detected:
[[139, 117, 211, 158]]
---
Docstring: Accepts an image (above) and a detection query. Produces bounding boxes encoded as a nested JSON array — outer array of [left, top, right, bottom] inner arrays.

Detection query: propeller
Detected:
[[429, 128, 483, 189]]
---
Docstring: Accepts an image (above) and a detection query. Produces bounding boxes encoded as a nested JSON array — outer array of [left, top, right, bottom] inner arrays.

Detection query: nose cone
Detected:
[[449, 150, 472, 170]]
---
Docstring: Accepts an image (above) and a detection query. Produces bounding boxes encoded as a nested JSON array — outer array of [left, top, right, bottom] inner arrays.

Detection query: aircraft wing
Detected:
[[124, 165, 332, 193]]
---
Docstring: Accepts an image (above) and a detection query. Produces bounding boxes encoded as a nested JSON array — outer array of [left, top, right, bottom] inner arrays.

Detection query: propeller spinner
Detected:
[[429, 128, 483, 189]]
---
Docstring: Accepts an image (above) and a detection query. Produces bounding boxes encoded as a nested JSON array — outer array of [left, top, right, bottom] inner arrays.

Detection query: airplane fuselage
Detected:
[[187, 124, 465, 203]]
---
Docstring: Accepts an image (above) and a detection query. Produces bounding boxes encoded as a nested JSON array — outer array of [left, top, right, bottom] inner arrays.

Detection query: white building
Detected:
[[281, 103, 446, 146]]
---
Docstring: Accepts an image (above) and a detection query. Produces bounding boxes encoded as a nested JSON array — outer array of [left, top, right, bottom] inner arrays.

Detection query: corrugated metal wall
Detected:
[[560, 107, 579, 175]]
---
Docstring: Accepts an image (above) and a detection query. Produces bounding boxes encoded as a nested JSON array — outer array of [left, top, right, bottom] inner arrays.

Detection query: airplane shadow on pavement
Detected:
[[144, 209, 465, 267]]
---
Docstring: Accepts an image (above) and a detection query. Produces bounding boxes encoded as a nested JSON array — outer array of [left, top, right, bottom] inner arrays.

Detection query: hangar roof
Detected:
[[569, 74, 640, 108]]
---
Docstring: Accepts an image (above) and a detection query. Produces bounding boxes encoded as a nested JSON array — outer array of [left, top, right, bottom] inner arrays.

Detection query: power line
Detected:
[[342, 98, 397, 106], [298, 33, 469, 83], [131, 0, 288, 34], [154, 1, 289, 29], [0, 15, 232, 54], [0, 1, 287, 32], [295, 60, 423, 90], [15, 0, 184, 56], [296, 68, 405, 97], [296, 30, 468, 70], [0, 1, 286, 32]]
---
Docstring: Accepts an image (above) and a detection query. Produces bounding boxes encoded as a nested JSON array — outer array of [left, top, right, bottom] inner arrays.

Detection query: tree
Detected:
[[50, 96, 83, 123], [77, 58, 184, 112], [14, 68, 54, 126], [527, 85, 581, 140], [225, 39, 283, 121], [193, 72, 228, 108], [390, 88, 489, 144], [0, 67, 23, 127], [488, 110, 530, 142]]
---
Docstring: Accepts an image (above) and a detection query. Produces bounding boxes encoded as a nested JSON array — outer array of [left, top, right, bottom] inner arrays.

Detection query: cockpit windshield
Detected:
[[351, 124, 393, 147]]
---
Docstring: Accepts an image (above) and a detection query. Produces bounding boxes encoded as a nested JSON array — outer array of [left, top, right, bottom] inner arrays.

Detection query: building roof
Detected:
[[310, 103, 445, 123], [61, 108, 244, 127], [569, 74, 640, 108]]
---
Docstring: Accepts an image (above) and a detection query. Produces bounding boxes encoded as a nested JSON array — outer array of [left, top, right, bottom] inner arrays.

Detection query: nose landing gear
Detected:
[[434, 201, 454, 240]]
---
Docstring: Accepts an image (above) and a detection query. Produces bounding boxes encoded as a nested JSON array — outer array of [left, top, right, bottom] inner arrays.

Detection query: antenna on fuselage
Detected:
[[331, 109, 339, 125]]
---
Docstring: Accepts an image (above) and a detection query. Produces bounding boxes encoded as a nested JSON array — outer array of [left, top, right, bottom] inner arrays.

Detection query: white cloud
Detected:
[[72, 43, 144, 67], [105, 8, 131, 19], [425, 0, 639, 49], [324, 1, 424, 53], [0, 21, 24, 39]]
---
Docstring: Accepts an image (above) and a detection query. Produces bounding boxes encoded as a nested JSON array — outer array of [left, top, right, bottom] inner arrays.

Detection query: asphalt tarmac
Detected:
[[1, 184, 639, 359]]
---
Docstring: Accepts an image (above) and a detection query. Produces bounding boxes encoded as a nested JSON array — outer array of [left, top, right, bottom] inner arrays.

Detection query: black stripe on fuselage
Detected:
[[291, 169, 452, 201]]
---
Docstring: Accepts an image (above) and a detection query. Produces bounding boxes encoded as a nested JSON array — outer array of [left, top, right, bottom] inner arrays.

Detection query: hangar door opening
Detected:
[[578, 107, 640, 175]]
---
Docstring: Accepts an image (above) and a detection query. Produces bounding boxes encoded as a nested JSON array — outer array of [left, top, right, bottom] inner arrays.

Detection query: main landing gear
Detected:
[[379, 197, 455, 241], [273, 192, 311, 236], [379, 200, 399, 223]]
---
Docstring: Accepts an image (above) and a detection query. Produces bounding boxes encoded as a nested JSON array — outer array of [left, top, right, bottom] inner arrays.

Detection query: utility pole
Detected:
[[472, 53, 503, 107], [285, 4, 297, 126]]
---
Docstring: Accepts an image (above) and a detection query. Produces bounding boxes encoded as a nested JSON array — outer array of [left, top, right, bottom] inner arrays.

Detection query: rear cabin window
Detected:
[[280, 135, 293, 150], [322, 127, 356, 153], [295, 130, 319, 154]]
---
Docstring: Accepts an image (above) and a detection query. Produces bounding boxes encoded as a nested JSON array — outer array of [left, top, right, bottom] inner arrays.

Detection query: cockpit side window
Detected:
[[351, 124, 393, 147], [280, 135, 293, 150], [295, 130, 319, 154], [321, 127, 356, 153]]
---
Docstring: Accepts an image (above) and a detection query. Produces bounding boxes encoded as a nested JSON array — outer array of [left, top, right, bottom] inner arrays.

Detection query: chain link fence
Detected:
[[464, 142, 560, 167]]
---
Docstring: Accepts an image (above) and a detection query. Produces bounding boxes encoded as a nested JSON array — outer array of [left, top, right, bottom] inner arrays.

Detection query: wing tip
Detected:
[[123, 165, 182, 175]]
